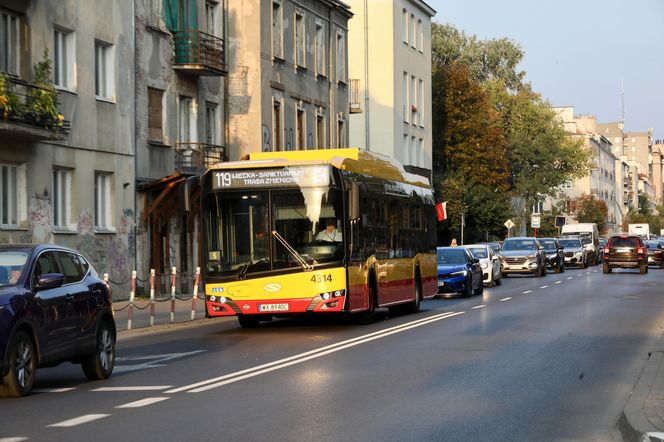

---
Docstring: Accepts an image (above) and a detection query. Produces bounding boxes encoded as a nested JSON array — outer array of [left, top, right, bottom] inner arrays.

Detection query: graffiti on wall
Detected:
[[29, 193, 53, 244], [78, 209, 93, 234], [262, 124, 271, 151]]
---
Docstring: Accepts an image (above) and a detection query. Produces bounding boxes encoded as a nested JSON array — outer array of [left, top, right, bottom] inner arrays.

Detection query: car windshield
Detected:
[[466, 247, 488, 259], [0, 250, 29, 287], [437, 248, 467, 265], [559, 239, 582, 248], [540, 240, 557, 251], [502, 239, 537, 251]]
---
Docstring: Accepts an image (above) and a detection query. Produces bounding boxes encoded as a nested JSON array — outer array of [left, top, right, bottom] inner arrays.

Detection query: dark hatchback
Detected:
[[602, 235, 648, 274], [0, 244, 116, 397], [436, 247, 483, 297], [645, 240, 664, 268], [538, 238, 565, 273]]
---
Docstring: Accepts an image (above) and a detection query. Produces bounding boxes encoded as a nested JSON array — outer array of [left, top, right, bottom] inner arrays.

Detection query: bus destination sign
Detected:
[[212, 165, 331, 189]]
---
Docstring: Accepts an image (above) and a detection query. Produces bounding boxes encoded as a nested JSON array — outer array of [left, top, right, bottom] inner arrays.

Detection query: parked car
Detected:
[[645, 240, 664, 268], [597, 238, 607, 263], [499, 237, 547, 277], [436, 247, 483, 297], [559, 236, 589, 268], [464, 244, 502, 287], [483, 242, 502, 257], [0, 244, 116, 397], [602, 234, 648, 274], [538, 237, 565, 273]]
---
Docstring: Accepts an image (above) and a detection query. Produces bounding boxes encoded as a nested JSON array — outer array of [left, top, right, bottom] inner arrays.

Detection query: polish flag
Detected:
[[436, 202, 448, 221]]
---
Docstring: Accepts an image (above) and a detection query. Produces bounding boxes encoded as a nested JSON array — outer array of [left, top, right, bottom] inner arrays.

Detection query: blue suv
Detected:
[[0, 244, 116, 397]]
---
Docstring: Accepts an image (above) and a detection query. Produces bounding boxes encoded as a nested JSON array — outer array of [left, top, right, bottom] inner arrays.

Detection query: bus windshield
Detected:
[[203, 187, 344, 277]]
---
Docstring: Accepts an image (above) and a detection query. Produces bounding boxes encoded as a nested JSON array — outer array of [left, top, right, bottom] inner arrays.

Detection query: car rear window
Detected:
[[609, 237, 638, 248]]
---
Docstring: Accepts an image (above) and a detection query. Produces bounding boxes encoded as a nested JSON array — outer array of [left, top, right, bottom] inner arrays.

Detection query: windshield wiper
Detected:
[[236, 254, 254, 280], [271, 230, 314, 271]]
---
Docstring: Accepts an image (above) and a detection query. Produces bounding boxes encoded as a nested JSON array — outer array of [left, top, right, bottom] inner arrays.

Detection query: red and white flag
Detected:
[[436, 201, 448, 222]]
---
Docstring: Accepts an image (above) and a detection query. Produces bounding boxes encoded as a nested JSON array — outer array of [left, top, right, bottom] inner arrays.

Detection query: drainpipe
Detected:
[[132, 0, 138, 273]]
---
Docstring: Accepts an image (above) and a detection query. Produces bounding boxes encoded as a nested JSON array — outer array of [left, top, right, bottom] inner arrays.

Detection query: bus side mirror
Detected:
[[349, 182, 360, 221]]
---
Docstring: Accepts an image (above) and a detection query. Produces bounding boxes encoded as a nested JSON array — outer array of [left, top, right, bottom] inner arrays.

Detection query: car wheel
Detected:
[[495, 272, 502, 286], [463, 277, 473, 297], [474, 276, 484, 295], [0, 331, 36, 398], [603, 263, 611, 274], [82, 320, 116, 381], [583, 257, 589, 269]]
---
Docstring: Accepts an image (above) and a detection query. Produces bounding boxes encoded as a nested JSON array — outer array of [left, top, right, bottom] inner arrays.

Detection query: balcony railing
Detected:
[[173, 30, 226, 76], [175, 142, 227, 175], [349, 78, 362, 114], [0, 76, 70, 140]]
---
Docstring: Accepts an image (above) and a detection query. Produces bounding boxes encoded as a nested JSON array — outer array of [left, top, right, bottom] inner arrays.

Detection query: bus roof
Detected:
[[206, 148, 431, 188]]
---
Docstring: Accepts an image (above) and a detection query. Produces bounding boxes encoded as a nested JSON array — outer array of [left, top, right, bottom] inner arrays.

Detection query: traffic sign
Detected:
[[504, 219, 514, 229], [531, 214, 541, 229]]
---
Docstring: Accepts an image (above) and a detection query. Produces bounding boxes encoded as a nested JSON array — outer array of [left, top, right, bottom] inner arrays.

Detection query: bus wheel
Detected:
[[238, 314, 260, 328], [404, 271, 422, 314], [356, 280, 377, 325]]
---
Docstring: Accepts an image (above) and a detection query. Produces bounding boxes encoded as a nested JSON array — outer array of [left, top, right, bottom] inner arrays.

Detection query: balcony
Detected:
[[349, 79, 362, 114], [174, 142, 227, 175], [0, 76, 70, 141], [173, 30, 226, 76]]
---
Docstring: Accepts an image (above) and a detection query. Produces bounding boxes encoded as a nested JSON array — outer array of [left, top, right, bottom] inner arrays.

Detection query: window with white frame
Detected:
[[532, 201, 543, 214], [336, 30, 346, 83], [205, 103, 218, 145], [272, 0, 283, 59], [411, 75, 417, 124], [52, 168, 73, 229], [411, 136, 416, 165], [403, 135, 409, 164], [95, 40, 114, 100], [418, 138, 424, 167], [94, 172, 113, 230], [148, 87, 164, 143], [410, 14, 416, 48], [0, 10, 20, 75], [403, 72, 408, 123], [418, 79, 424, 127], [295, 11, 305, 68], [402, 9, 408, 44], [205, 1, 219, 36], [54, 27, 75, 89], [417, 19, 423, 52], [0, 164, 18, 227], [315, 21, 326, 76]]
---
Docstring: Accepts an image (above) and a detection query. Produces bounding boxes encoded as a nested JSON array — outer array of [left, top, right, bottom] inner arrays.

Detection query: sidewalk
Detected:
[[618, 345, 664, 441], [112, 295, 208, 332]]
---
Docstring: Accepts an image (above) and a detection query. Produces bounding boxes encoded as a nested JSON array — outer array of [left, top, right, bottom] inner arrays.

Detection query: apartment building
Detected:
[[346, 0, 435, 180], [0, 1, 135, 281], [653, 141, 663, 204]]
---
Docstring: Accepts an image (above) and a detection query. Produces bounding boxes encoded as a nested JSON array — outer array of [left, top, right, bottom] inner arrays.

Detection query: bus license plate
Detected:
[[259, 303, 289, 312]]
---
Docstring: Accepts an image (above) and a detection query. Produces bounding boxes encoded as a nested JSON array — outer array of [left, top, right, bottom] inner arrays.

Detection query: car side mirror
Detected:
[[472, 258, 479, 264], [35, 273, 65, 291]]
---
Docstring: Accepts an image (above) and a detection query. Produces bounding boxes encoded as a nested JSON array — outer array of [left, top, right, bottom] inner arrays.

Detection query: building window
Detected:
[[411, 136, 416, 165], [295, 11, 305, 68], [410, 14, 416, 48], [148, 87, 164, 143], [273, 98, 282, 151], [0, 164, 17, 227], [178, 96, 193, 143], [53, 168, 73, 229], [315, 21, 325, 77], [94, 172, 113, 230], [316, 108, 325, 149], [0, 10, 20, 75], [403, 72, 408, 123], [417, 19, 423, 52], [419, 138, 424, 167], [418, 79, 424, 127], [295, 103, 307, 150], [54, 27, 75, 89], [95, 40, 114, 100], [336, 30, 346, 83], [205, 103, 218, 145], [532, 201, 543, 214], [403, 135, 409, 165], [205, 1, 219, 36], [402, 9, 408, 44], [272, 0, 283, 60], [411, 75, 417, 125], [337, 114, 345, 148]]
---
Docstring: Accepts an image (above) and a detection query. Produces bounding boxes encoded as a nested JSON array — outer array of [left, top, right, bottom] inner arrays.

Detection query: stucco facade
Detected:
[[0, 0, 135, 284], [346, 0, 434, 180]]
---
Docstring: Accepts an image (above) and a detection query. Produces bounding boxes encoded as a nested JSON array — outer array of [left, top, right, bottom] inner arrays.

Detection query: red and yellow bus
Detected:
[[201, 148, 438, 327]]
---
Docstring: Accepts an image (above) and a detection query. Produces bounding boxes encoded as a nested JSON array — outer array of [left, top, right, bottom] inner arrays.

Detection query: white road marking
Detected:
[[567, 277, 574, 280], [116, 397, 169, 408], [593, 270, 598, 272], [32, 387, 75, 393], [0, 438, 29, 442], [586, 272, 591, 275], [471, 305, 486, 309], [499, 297, 512, 302], [555, 281, 562, 284], [168, 311, 466, 394], [114, 350, 206, 374], [540, 286, 549, 289], [523, 290, 533, 294], [92, 386, 172, 392], [48, 414, 110, 427]]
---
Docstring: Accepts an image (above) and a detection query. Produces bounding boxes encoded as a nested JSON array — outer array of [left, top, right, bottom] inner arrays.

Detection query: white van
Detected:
[[560, 223, 599, 265], [628, 223, 651, 240]]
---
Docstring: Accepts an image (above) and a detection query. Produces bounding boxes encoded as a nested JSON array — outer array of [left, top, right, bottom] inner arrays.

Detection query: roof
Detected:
[[207, 148, 431, 188]]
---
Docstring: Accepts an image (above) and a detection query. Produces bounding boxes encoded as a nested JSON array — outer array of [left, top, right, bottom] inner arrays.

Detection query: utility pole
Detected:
[[461, 212, 465, 245]]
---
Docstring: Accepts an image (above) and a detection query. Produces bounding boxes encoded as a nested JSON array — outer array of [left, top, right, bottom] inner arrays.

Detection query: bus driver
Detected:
[[315, 218, 343, 242]]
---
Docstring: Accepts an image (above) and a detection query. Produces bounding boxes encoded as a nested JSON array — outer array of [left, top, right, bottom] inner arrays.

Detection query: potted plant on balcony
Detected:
[[25, 50, 63, 130], [0, 73, 20, 120]]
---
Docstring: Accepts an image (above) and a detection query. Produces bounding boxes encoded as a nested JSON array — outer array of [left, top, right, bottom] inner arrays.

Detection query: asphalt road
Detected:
[[2, 264, 664, 442]]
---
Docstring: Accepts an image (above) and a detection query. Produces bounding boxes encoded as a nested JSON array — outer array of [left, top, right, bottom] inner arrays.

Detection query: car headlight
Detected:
[[451, 270, 468, 277], [480, 262, 488, 269], [527, 254, 537, 260]]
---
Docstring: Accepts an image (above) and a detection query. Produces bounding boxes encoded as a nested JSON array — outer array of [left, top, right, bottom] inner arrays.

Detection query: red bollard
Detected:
[[149, 269, 155, 327], [191, 267, 201, 321], [128, 270, 136, 330], [170, 267, 176, 323]]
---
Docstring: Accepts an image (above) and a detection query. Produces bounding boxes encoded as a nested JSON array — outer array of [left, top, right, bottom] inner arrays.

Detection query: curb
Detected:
[[618, 351, 664, 442]]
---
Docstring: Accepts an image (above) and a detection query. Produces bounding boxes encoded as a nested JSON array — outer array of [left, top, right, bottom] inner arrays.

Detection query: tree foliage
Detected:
[[569, 194, 609, 234]]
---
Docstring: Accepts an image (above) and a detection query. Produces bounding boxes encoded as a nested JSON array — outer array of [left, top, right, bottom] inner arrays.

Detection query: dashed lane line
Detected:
[[48, 414, 110, 428], [555, 281, 562, 284], [115, 397, 170, 408], [471, 305, 486, 309], [499, 297, 512, 302], [92, 386, 172, 392], [0, 438, 29, 442], [32, 388, 76, 393], [523, 290, 533, 294], [540, 285, 549, 289], [567, 277, 574, 280]]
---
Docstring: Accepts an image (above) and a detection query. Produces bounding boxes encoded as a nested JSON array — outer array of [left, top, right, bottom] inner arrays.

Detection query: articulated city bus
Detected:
[[201, 148, 438, 327]]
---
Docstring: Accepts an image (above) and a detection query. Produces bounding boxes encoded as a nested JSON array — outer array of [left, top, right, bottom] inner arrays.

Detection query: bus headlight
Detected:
[[322, 292, 331, 300]]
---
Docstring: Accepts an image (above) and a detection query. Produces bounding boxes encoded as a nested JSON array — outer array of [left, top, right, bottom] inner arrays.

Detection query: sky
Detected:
[[427, 0, 664, 140]]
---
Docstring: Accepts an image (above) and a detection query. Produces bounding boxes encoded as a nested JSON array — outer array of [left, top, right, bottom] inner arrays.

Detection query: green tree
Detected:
[[569, 194, 608, 234]]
